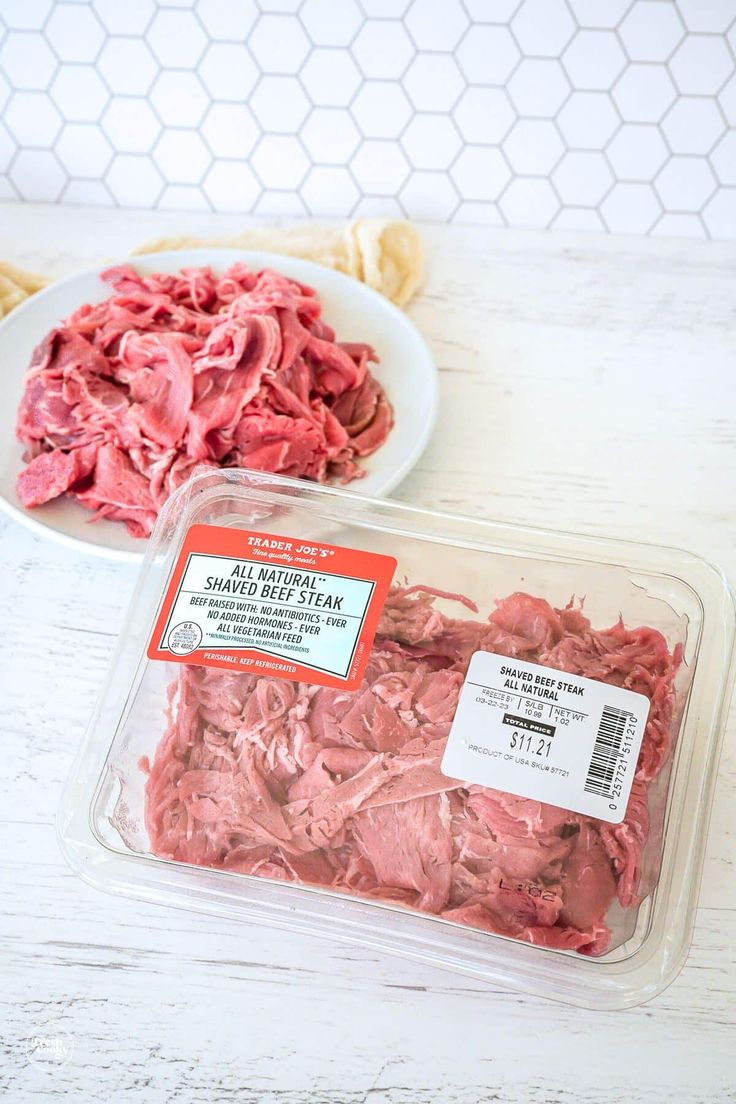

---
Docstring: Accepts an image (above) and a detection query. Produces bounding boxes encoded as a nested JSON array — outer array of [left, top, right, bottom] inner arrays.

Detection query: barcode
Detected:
[[584, 705, 630, 798]]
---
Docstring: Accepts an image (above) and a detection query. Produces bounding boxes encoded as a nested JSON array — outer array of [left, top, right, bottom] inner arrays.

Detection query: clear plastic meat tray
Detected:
[[58, 469, 735, 1009]]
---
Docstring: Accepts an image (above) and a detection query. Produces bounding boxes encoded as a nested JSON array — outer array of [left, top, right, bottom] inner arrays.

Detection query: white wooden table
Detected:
[[2, 203, 735, 1104]]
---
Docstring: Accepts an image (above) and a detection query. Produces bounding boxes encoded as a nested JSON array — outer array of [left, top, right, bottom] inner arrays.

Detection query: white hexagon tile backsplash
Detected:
[[0, 0, 735, 237]]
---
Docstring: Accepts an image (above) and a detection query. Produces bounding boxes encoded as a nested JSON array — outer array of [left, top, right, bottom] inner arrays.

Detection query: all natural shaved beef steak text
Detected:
[[16, 264, 392, 536], [143, 588, 680, 956]]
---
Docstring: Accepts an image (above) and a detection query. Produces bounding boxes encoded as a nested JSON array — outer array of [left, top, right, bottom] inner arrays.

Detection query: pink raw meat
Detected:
[[15, 263, 393, 537], [143, 590, 681, 956], [15, 443, 98, 508]]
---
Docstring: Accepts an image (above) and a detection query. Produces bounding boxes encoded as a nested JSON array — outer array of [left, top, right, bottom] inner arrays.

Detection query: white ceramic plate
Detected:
[[0, 249, 437, 562]]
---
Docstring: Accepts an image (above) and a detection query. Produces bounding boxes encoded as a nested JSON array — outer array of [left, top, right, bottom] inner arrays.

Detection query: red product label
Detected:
[[147, 524, 397, 691]]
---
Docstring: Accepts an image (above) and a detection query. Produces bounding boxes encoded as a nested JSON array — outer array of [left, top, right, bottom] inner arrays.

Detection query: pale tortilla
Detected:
[[0, 262, 49, 319], [1, 219, 423, 319], [134, 219, 423, 307]]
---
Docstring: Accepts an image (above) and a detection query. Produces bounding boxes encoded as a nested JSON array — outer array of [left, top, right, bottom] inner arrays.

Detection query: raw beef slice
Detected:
[[16, 263, 392, 536], [142, 589, 681, 957]]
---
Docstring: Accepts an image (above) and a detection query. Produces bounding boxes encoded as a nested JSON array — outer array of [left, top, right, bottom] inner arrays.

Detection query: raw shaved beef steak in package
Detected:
[[59, 470, 735, 1009]]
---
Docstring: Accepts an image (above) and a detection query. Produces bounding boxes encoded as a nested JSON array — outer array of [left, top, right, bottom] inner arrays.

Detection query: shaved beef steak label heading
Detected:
[[148, 524, 396, 690], [442, 652, 651, 823]]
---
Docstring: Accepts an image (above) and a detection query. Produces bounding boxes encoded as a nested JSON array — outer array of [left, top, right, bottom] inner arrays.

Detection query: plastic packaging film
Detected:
[[57, 469, 736, 1009]]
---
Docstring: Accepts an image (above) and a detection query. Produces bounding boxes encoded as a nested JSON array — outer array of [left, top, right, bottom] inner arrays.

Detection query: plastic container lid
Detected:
[[58, 469, 736, 1009]]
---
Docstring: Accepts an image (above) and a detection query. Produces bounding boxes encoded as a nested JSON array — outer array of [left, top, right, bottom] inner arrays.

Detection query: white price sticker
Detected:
[[441, 652, 650, 823]]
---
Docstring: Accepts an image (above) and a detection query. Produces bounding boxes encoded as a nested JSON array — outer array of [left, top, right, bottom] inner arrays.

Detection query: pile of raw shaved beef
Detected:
[[16, 264, 391, 536], [143, 589, 681, 956]]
